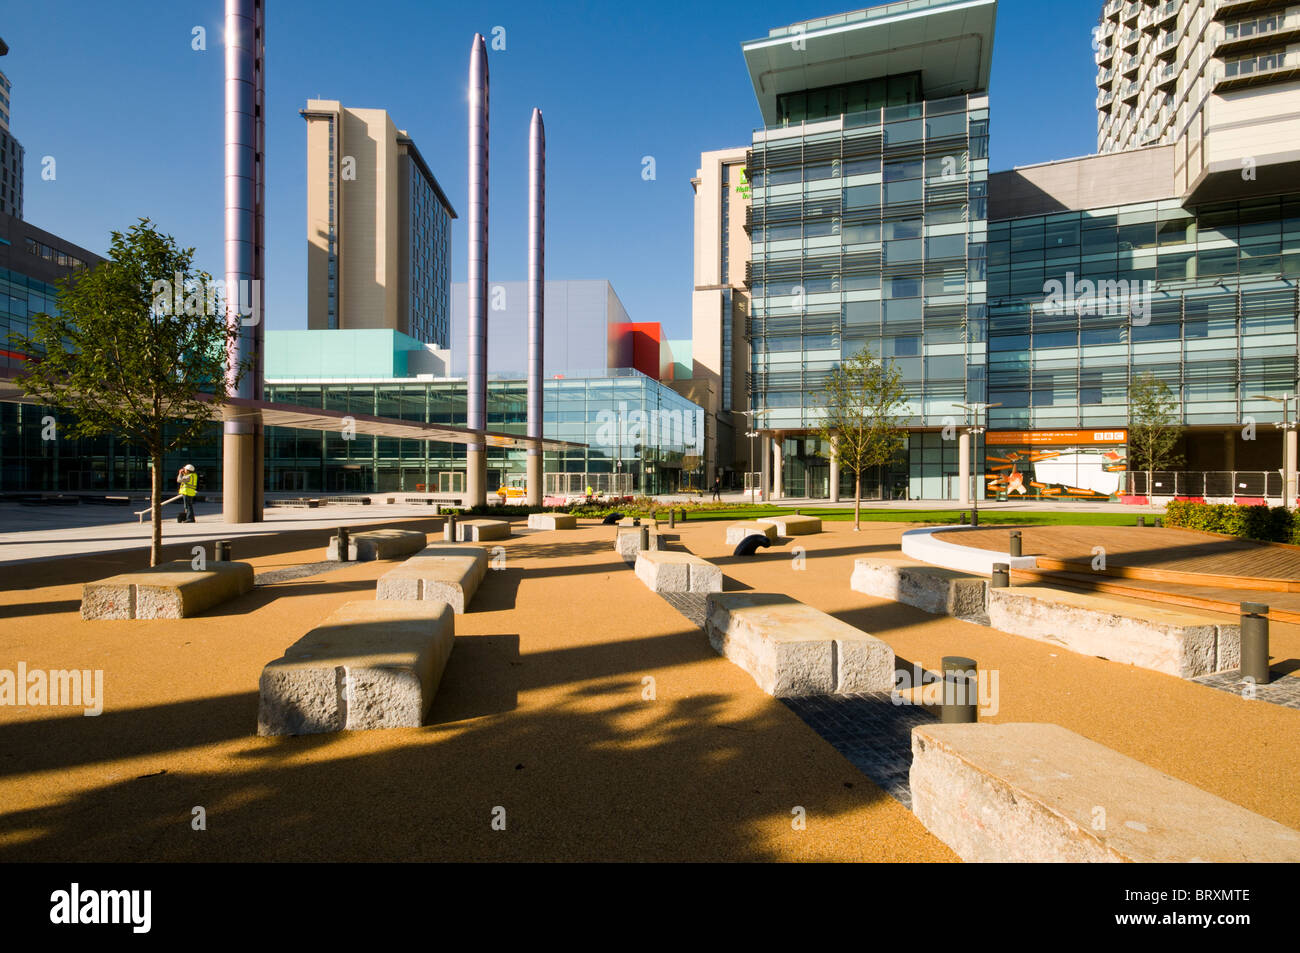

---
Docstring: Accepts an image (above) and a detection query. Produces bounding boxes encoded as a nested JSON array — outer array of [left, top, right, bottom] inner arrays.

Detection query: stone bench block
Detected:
[[456, 519, 510, 542], [986, 586, 1239, 678], [725, 521, 777, 546], [326, 528, 429, 562], [258, 600, 455, 736], [375, 547, 489, 614], [614, 527, 663, 561], [634, 551, 722, 594], [757, 514, 821, 536], [527, 512, 577, 530], [704, 593, 894, 697], [81, 561, 254, 620], [910, 722, 1300, 863], [618, 517, 658, 529], [850, 557, 987, 617]]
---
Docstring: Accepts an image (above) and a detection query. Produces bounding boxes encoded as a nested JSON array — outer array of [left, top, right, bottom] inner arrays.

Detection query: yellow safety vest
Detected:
[[180, 472, 198, 497]]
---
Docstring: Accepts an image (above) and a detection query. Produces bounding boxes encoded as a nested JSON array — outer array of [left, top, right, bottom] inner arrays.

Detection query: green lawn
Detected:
[[637, 505, 1147, 527]]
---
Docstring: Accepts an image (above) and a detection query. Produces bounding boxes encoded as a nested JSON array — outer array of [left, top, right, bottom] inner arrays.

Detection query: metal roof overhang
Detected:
[[0, 377, 585, 452], [743, 0, 998, 126]]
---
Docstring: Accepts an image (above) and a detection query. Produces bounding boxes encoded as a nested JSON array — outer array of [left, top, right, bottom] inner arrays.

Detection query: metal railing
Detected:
[[545, 472, 634, 498], [1121, 471, 1283, 498]]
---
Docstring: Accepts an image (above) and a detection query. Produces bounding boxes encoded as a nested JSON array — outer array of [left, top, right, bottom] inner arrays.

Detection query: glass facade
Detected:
[[748, 93, 990, 499], [404, 156, 452, 347], [988, 194, 1300, 432]]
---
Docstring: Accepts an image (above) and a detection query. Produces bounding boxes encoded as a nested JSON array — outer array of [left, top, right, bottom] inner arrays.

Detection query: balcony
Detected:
[[1122, 1, 1141, 21], [1095, 44, 1116, 63], [1218, 12, 1300, 56], [1104, 0, 1122, 15], [1155, 31, 1178, 55], [1216, 47, 1300, 90], [1121, 52, 1141, 75], [1097, 66, 1115, 86], [1098, 89, 1115, 108], [1121, 80, 1141, 101], [1213, 0, 1294, 22], [1155, 60, 1179, 88], [1121, 26, 1141, 49], [1155, 0, 1180, 26]]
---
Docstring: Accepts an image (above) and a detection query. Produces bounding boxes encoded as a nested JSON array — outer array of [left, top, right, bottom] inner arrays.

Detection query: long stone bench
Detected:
[[527, 512, 577, 530], [614, 527, 663, 561], [82, 561, 254, 619], [704, 593, 894, 697], [986, 586, 1239, 678], [257, 599, 455, 736], [635, 551, 722, 594], [327, 528, 428, 562], [725, 521, 777, 546], [456, 519, 510, 542], [375, 546, 489, 614], [850, 557, 987, 617], [757, 514, 821, 536], [910, 722, 1300, 862]]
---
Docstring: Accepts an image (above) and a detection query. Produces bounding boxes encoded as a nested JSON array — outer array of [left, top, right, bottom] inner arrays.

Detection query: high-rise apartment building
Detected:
[[688, 147, 752, 487], [301, 100, 456, 345], [742, 0, 996, 499], [1095, 0, 1300, 198], [0, 38, 25, 219]]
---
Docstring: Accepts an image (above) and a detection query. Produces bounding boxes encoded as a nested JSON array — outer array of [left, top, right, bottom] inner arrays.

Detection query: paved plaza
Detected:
[[1, 512, 1297, 861]]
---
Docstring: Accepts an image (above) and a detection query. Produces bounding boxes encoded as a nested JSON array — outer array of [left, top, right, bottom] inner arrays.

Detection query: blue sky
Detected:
[[7, 0, 1103, 340]]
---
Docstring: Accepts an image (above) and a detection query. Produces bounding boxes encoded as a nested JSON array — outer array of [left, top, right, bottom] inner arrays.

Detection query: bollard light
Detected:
[[1136, 516, 1145, 527], [941, 656, 979, 724], [336, 527, 350, 562], [1154, 517, 1163, 528], [1240, 602, 1271, 685], [991, 562, 1009, 588], [669, 509, 675, 528], [639, 525, 649, 552], [1009, 530, 1022, 558], [214, 540, 232, 562]]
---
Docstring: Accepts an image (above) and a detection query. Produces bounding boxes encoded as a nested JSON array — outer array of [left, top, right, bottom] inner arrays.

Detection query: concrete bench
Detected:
[[326, 528, 429, 562], [704, 593, 894, 697], [257, 600, 455, 736], [850, 557, 987, 617], [910, 722, 1300, 862], [618, 517, 658, 530], [634, 550, 722, 594], [725, 521, 777, 546], [456, 519, 510, 542], [82, 561, 254, 619], [758, 514, 821, 536], [614, 526, 664, 561], [986, 586, 1239, 678], [527, 512, 577, 530], [375, 546, 489, 614]]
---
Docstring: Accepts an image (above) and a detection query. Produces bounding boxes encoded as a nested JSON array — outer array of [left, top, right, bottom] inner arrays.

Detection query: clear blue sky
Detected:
[[7, 0, 1102, 341]]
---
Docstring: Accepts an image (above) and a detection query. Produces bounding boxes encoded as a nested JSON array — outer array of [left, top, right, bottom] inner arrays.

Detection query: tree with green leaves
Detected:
[[11, 219, 245, 566], [1128, 370, 1183, 495], [814, 345, 909, 531]]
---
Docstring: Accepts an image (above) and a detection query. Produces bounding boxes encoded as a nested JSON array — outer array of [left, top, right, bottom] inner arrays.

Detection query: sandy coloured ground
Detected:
[[0, 515, 1296, 861]]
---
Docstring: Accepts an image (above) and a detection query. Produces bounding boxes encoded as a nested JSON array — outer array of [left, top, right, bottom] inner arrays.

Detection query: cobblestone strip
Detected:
[[254, 561, 349, 586], [1193, 670, 1300, 710]]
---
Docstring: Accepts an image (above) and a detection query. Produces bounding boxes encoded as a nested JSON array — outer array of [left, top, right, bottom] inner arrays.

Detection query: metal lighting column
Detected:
[[466, 34, 489, 507], [1250, 393, 1298, 508], [954, 402, 1000, 524], [526, 108, 545, 506], [222, 0, 265, 524]]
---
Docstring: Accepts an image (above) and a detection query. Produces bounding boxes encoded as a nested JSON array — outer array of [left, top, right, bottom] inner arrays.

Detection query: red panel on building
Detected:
[[626, 322, 665, 379]]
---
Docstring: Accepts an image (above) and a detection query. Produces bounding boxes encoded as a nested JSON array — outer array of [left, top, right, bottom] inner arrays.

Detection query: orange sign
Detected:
[[987, 429, 1127, 446]]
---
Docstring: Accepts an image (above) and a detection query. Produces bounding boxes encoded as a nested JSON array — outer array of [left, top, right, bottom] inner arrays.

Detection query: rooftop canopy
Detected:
[[743, 0, 998, 126]]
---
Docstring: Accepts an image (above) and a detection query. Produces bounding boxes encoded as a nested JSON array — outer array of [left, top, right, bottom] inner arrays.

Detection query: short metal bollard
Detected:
[[941, 656, 979, 724], [1009, 530, 1022, 558], [214, 540, 232, 562], [971, 508, 979, 527], [639, 525, 649, 552], [1136, 516, 1145, 527], [336, 527, 350, 561], [680, 508, 686, 522], [1154, 517, 1163, 528], [1240, 602, 1271, 685], [990, 562, 1009, 588], [668, 509, 675, 528], [445, 513, 458, 543], [958, 511, 969, 525]]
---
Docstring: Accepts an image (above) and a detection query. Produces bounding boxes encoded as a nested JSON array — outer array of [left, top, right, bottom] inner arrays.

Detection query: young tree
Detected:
[[1128, 370, 1183, 494], [12, 219, 245, 566], [814, 345, 909, 531]]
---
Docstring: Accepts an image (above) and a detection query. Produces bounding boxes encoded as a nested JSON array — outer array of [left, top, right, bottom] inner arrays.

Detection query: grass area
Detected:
[[607, 503, 1148, 527]]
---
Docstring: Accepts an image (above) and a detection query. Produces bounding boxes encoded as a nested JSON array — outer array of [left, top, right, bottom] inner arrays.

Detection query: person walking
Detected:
[[178, 464, 198, 523], [711, 477, 722, 502]]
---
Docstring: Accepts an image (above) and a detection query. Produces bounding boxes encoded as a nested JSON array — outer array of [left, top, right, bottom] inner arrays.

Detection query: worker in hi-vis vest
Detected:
[[177, 464, 198, 523]]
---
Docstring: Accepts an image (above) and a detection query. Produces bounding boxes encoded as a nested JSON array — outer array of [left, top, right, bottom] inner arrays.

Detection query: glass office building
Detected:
[[743, 0, 997, 500]]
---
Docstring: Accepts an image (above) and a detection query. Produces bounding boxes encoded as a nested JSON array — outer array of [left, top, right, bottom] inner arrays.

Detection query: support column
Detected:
[[1287, 427, 1297, 509], [958, 430, 971, 506], [1223, 430, 1236, 471], [772, 435, 784, 500], [466, 33, 489, 507], [760, 434, 771, 503], [829, 435, 840, 503], [526, 107, 545, 507]]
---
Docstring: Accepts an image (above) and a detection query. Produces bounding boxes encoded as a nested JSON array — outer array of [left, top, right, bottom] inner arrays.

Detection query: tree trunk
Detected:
[[151, 452, 163, 567], [854, 472, 861, 532]]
